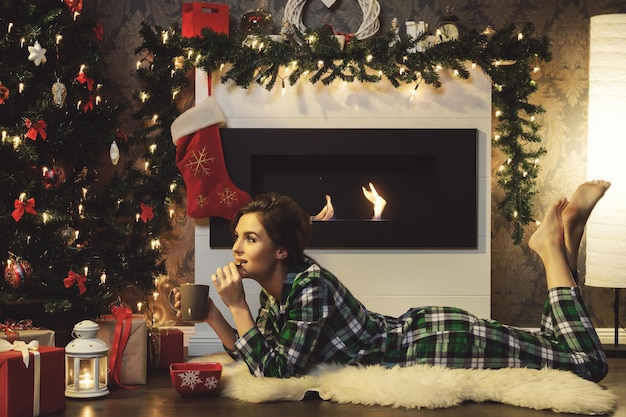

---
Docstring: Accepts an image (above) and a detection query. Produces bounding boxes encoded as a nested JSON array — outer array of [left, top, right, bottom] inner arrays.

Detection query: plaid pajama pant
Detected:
[[387, 287, 608, 382]]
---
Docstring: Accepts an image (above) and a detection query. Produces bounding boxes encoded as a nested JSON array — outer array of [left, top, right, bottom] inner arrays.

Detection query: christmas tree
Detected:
[[0, 1, 168, 319]]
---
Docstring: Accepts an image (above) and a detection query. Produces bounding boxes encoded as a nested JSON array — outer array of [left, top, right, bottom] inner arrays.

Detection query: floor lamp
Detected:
[[586, 14, 626, 349]]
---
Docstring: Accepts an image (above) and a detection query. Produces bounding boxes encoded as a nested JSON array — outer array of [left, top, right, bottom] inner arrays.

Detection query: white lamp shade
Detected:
[[587, 14, 626, 288]]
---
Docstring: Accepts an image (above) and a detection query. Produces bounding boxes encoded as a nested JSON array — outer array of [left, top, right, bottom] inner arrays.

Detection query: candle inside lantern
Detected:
[[79, 372, 94, 389]]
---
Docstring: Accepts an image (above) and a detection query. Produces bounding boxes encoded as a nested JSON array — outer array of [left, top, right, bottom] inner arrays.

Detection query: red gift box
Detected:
[[182, 3, 229, 38], [148, 328, 184, 368], [0, 346, 65, 417]]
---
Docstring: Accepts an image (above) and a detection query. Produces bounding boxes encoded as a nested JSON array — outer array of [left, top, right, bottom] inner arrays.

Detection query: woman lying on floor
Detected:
[[175, 181, 610, 382]]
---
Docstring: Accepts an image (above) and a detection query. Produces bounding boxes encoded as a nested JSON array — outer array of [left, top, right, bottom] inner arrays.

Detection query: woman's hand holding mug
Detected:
[[169, 283, 210, 322]]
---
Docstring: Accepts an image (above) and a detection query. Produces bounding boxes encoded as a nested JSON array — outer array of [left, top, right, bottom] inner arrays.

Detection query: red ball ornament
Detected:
[[64, 0, 83, 13], [0, 83, 9, 104], [4, 258, 33, 289], [42, 164, 66, 189]]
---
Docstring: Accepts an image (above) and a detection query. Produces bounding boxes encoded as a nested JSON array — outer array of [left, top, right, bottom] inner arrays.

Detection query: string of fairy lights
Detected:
[[134, 20, 551, 245]]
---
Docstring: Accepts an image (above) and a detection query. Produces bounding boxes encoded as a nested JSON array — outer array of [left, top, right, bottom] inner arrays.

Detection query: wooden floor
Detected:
[[50, 354, 626, 417]]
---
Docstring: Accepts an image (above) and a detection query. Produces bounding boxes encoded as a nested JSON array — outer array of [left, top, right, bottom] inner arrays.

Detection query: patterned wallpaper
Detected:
[[85, 0, 626, 328]]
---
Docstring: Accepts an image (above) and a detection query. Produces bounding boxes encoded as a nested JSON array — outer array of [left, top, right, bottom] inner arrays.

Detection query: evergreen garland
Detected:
[[135, 21, 551, 245]]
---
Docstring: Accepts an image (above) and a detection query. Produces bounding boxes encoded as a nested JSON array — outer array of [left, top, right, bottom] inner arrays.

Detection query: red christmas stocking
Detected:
[[171, 97, 250, 219]]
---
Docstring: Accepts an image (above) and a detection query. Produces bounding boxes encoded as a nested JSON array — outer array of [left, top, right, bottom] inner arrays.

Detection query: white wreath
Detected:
[[284, 0, 381, 40]]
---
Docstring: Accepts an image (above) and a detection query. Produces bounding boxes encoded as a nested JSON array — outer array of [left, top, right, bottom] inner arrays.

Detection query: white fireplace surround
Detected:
[[188, 67, 492, 356]]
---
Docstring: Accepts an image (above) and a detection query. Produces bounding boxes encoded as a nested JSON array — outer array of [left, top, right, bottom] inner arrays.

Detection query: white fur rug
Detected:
[[192, 353, 617, 415]]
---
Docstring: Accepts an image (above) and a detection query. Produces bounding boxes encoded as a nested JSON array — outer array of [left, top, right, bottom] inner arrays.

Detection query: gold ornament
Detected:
[[51, 79, 67, 107]]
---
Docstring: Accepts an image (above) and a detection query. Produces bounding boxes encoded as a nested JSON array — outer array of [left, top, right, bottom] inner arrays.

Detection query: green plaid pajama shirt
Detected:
[[233, 259, 608, 381]]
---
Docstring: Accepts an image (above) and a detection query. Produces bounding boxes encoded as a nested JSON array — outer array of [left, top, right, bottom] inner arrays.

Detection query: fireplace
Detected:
[[209, 128, 478, 249]]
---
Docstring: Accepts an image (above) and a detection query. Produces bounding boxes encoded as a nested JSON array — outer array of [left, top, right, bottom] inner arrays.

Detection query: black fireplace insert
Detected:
[[209, 128, 478, 249]]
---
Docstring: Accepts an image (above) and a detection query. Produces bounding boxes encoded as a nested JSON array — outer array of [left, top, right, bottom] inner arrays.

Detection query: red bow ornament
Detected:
[[25, 118, 47, 140], [76, 69, 96, 91], [141, 203, 154, 223], [93, 22, 104, 41], [64, 270, 87, 295], [76, 71, 95, 91], [64, 0, 83, 14], [12, 198, 37, 222], [82, 96, 94, 113]]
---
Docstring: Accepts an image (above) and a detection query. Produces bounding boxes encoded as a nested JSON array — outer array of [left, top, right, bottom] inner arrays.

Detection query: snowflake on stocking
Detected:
[[219, 187, 238, 207], [197, 194, 208, 208], [186, 146, 215, 176]]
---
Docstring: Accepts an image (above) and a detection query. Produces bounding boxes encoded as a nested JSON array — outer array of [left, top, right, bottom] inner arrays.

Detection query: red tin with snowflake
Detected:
[[170, 362, 222, 398]]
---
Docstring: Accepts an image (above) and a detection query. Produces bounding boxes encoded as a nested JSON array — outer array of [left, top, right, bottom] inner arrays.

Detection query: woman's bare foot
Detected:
[[529, 198, 576, 288], [562, 180, 611, 271], [529, 197, 568, 258]]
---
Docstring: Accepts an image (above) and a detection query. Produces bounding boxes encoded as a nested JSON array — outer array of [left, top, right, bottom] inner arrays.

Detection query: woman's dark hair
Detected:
[[230, 193, 311, 266]]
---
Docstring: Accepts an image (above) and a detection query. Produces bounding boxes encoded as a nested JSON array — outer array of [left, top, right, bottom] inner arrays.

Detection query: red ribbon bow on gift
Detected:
[[1, 319, 36, 331], [1, 321, 21, 344], [109, 300, 137, 389], [140, 203, 154, 223], [12, 198, 37, 222], [1, 319, 38, 344], [25, 118, 47, 141], [111, 304, 133, 320], [64, 270, 87, 295]]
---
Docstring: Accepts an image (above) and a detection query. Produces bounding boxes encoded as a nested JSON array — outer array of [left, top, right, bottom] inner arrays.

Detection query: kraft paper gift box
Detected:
[[0, 345, 65, 417], [96, 315, 147, 385], [0, 330, 55, 347], [148, 328, 184, 368], [182, 3, 229, 38]]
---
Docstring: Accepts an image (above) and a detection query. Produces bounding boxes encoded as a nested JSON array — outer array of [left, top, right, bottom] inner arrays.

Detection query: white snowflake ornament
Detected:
[[28, 41, 47, 66]]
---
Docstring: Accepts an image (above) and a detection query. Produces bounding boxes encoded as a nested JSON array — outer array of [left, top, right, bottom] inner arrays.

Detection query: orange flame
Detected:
[[362, 182, 386, 220], [311, 194, 334, 221]]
